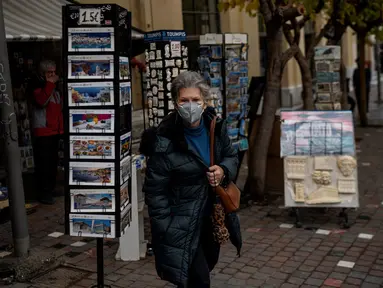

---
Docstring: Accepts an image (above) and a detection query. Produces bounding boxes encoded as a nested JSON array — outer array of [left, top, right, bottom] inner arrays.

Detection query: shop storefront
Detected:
[[0, 0, 144, 208]]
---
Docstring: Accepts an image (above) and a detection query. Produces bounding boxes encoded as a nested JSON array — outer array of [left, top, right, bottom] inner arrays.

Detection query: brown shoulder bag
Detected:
[[210, 116, 241, 213]]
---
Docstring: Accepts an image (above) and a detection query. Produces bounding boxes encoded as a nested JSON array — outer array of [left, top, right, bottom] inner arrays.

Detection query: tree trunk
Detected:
[[248, 27, 284, 201], [357, 32, 368, 126], [295, 52, 314, 110]]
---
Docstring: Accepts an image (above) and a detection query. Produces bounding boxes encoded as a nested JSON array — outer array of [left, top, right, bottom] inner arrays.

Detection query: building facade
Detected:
[[78, 0, 377, 111]]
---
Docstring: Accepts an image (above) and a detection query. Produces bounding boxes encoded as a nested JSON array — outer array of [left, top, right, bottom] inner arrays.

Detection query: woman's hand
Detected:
[[207, 165, 225, 187]]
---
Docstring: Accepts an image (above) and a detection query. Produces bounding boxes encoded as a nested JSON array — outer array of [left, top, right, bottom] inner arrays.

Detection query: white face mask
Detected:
[[177, 102, 203, 125]]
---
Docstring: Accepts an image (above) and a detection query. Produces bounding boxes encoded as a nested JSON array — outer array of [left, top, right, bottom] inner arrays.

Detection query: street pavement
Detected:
[[1, 125, 383, 287]]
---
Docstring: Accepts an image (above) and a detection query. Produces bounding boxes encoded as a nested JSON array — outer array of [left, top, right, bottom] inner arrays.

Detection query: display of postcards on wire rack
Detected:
[[120, 203, 132, 235], [145, 30, 188, 127], [69, 213, 116, 238], [314, 46, 341, 111], [70, 189, 116, 213], [120, 156, 131, 184], [69, 162, 115, 186], [119, 82, 131, 106], [68, 82, 114, 106], [69, 109, 115, 133], [68, 27, 115, 52], [120, 131, 131, 159], [68, 55, 114, 79], [120, 180, 130, 210], [63, 4, 133, 238], [69, 135, 115, 159], [280, 110, 356, 157], [224, 33, 249, 151], [199, 34, 224, 118]]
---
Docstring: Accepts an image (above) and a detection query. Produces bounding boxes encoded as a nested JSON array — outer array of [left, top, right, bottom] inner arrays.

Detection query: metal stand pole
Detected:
[[92, 238, 111, 288], [0, 0, 30, 257]]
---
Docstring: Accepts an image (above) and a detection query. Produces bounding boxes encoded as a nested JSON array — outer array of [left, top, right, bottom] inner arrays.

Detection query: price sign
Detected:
[[79, 8, 101, 25]]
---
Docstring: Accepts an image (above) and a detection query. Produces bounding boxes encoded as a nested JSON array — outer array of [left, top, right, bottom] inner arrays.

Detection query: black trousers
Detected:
[[180, 218, 220, 288], [33, 135, 60, 199]]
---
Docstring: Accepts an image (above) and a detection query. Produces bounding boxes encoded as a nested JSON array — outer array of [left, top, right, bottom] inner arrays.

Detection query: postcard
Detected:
[[316, 93, 332, 103], [239, 77, 248, 88], [120, 82, 131, 106], [210, 77, 222, 89], [239, 138, 249, 151], [227, 98, 240, 113], [70, 189, 115, 213], [225, 47, 241, 58], [120, 181, 130, 210], [68, 27, 114, 52], [227, 72, 240, 85], [239, 61, 248, 73], [120, 132, 131, 159], [70, 135, 115, 159], [120, 156, 131, 184], [315, 61, 331, 72], [200, 46, 211, 58], [120, 204, 132, 234], [69, 214, 115, 238], [69, 109, 115, 133], [69, 162, 115, 186], [211, 46, 222, 59], [68, 55, 114, 79], [119, 57, 130, 80], [68, 82, 114, 106], [280, 110, 355, 157], [210, 62, 221, 73], [226, 58, 240, 72], [316, 83, 331, 93], [314, 46, 341, 60]]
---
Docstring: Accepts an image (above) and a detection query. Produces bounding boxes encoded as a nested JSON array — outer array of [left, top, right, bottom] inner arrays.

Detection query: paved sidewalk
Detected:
[[1, 126, 383, 288]]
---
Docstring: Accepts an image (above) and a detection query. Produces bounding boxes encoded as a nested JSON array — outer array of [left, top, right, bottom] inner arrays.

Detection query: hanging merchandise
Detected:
[[198, 33, 249, 151], [314, 46, 341, 110], [63, 4, 133, 239], [144, 30, 189, 127]]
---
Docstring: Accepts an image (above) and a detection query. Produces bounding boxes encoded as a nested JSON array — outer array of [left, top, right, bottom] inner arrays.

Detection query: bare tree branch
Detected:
[[259, 0, 273, 23], [292, 18, 300, 45], [283, 23, 294, 46], [281, 45, 299, 71], [306, 21, 332, 60]]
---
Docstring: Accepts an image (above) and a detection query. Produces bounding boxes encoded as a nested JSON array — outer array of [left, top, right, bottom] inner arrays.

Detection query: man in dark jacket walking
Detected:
[[29, 60, 63, 205]]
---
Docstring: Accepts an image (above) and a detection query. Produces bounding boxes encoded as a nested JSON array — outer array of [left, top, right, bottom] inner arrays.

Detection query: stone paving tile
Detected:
[[1, 127, 383, 287]]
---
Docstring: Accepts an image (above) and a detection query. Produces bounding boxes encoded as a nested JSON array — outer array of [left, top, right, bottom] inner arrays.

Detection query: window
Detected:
[[182, 0, 220, 35]]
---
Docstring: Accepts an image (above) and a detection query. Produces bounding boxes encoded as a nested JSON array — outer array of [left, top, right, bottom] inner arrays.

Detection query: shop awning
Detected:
[[3, 0, 144, 41]]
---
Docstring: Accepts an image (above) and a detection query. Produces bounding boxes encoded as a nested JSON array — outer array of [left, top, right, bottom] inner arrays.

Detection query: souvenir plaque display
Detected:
[[314, 46, 341, 111], [280, 111, 359, 213], [144, 30, 189, 127], [63, 4, 133, 244], [198, 33, 249, 151]]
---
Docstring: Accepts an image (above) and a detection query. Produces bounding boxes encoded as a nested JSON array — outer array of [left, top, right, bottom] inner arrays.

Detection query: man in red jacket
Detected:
[[30, 60, 63, 205]]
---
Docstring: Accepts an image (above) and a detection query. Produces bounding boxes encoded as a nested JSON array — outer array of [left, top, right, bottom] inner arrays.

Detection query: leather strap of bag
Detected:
[[209, 116, 217, 167]]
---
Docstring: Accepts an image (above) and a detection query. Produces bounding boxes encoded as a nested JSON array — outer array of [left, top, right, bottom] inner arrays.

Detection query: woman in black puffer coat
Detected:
[[140, 71, 239, 288]]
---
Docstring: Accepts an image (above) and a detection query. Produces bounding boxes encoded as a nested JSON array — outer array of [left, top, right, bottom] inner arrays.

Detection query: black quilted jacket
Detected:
[[141, 108, 239, 286]]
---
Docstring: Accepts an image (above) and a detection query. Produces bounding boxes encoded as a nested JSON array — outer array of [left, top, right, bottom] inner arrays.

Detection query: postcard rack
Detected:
[[144, 30, 189, 128], [280, 110, 359, 229], [198, 33, 249, 153], [62, 4, 133, 288]]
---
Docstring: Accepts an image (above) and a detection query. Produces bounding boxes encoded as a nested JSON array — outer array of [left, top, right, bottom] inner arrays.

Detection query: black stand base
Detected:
[[291, 208, 302, 228], [91, 238, 111, 288], [339, 208, 350, 229], [289, 207, 351, 229]]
